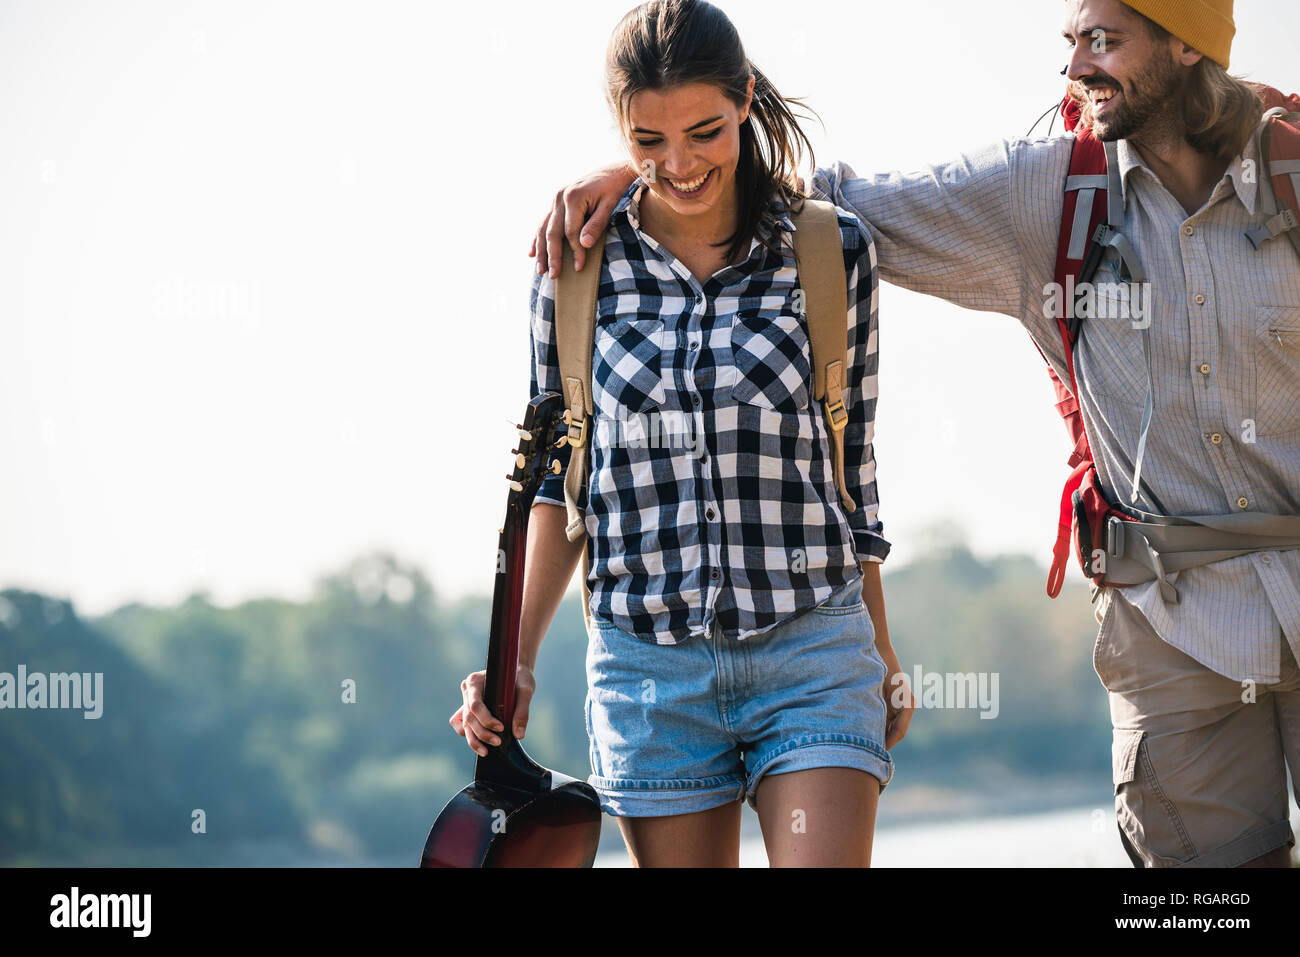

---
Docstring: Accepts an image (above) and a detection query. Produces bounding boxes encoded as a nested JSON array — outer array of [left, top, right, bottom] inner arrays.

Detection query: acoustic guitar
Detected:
[[420, 391, 602, 867]]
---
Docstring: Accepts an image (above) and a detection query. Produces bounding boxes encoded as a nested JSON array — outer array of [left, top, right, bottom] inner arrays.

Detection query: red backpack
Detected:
[[1043, 84, 1300, 599]]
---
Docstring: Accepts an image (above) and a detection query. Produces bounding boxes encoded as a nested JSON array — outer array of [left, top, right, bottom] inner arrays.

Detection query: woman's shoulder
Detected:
[[774, 196, 875, 273]]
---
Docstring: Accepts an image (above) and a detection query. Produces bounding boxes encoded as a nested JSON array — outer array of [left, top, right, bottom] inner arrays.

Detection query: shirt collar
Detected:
[[1114, 128, 1261, 215], [612, 178, 798, 248]]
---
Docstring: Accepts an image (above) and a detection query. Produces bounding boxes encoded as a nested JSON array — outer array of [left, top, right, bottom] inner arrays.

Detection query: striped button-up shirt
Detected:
[[529, 180, 889, 645], [814, 123, 1300, 684]]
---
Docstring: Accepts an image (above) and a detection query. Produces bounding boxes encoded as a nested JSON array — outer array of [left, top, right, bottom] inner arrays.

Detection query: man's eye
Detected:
[[694, 128, 722, 141]]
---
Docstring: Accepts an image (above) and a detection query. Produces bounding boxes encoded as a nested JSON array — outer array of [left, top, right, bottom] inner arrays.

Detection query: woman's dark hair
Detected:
[[605, 0, 817, 263]]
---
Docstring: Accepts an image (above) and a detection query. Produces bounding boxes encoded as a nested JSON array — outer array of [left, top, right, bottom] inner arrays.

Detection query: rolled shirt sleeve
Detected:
[[834, 210, 891, 564], [527, 269, 574, 509]]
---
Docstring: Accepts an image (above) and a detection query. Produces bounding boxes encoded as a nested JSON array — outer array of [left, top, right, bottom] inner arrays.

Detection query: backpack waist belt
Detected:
[[1098, 508, 1300, 603]]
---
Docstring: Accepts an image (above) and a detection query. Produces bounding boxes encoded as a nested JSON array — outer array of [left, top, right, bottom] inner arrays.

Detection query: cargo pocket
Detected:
[[1112, 727, 1196, 866]]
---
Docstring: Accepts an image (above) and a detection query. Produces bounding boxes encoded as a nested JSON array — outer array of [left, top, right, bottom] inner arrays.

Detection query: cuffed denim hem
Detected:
[[743, 733, 894, 812], [587, 772, 746, 818]]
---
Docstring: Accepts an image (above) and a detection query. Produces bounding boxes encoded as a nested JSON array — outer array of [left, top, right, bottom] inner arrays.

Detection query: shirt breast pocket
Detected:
[[728, 309, 812, 413], [1255, 306, 1300, 437], [593, 317, 667, 416]]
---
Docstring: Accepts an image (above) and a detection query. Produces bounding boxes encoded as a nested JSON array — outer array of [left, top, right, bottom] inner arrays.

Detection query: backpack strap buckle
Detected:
[[824, 394, 849, 432], [562, 407, 588, 449]]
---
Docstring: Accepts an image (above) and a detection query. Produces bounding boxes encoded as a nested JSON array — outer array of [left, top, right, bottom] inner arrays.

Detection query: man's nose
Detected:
[[1066, 41, 1095, 82]]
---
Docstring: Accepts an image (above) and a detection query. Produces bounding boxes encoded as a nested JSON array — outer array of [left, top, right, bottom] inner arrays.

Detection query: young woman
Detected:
[[452, 0, 912, 867]]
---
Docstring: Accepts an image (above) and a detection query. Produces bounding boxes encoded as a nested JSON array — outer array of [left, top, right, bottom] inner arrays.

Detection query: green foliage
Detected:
[[0, 545, 1108, 865]]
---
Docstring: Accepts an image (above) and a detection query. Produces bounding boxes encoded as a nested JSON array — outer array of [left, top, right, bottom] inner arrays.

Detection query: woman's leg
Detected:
[[617, 799, 744, 867], [754, 767, 880, 867]]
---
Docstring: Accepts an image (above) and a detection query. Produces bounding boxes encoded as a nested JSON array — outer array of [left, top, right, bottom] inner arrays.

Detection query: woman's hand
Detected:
[[529, 163, 639, 278], [875, 641, 914, 750], [449, 666, 537, 756]]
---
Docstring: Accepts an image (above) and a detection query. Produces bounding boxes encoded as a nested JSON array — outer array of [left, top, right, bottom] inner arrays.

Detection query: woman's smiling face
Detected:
[[625, 78, 754, 218]]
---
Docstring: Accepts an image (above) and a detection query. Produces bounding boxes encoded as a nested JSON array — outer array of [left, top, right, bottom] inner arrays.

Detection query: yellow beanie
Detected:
[[1119, 0, 1236, 68]]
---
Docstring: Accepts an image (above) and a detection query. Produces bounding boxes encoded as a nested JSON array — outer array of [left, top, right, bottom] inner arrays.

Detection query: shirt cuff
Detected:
[[854, 527, 892, 565]]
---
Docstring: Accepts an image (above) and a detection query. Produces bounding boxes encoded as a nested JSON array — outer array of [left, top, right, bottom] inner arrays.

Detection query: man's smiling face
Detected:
[[1062, 0, 1193, 142]]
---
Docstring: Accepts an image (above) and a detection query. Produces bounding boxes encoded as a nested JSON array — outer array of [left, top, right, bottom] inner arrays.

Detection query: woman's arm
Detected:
[[451, 269, 586, 753], [860, 559, 912, 750]]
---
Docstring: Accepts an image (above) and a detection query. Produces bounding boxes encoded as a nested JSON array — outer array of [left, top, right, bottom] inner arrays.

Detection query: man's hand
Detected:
[[529, 163, 639, 278]]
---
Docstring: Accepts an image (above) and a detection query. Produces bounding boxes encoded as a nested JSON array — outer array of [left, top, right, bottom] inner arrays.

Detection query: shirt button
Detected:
[[1210, 432, 1223, 445], [1199, 363, 1211, 375], [710, 569, 720, 580], [1237, 497, 1250, 509], [689, 340, 699, 351], [1194, 293, 1206, 306], [692, 394, 701, 406], [1183, 225, 1195, 237], [1263, 555, 1273, 565]]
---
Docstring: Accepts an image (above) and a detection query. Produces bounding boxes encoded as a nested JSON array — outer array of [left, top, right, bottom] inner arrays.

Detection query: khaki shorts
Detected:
[[1093, 588, 1300, 868]]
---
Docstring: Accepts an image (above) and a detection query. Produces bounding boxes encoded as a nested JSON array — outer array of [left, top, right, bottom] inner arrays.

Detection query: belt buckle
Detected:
[[1106, 515, 1125, 560]]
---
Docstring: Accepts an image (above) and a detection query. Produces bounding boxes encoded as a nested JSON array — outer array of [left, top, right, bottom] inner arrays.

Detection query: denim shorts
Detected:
[[583, 574, 895, 817]]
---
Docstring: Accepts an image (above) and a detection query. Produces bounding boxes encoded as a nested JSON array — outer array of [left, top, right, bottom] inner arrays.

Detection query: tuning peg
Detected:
[[517, 428, 532, 442], [516, 453, 527, 469], [549, 459, 562, 475], [507, 478, 524, 492]]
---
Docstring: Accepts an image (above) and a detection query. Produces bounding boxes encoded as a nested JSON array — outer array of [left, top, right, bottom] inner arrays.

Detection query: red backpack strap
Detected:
[[1044, 127, 1110, 597], [1246, 104, 1300, 259]]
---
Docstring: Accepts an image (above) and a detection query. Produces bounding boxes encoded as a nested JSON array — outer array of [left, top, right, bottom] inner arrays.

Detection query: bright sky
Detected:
[[2, 0, 1297, 616]]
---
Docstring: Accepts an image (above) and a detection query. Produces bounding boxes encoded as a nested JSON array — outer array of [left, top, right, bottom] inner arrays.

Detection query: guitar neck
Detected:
[[483, 503, 527, 729]]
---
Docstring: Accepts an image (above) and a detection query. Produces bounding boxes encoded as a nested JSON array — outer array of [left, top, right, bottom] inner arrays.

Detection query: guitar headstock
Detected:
[[505, 392, 568, 509]]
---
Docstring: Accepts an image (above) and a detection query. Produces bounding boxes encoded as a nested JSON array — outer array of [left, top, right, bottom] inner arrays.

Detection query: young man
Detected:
[[531, 0, 1300, 868]]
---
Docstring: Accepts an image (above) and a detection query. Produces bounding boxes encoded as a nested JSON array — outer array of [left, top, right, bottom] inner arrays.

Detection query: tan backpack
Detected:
[[551, 199, 857, 634]]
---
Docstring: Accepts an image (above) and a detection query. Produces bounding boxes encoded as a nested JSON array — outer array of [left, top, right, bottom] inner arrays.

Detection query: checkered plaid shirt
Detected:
[[529, 180, 889, 645]]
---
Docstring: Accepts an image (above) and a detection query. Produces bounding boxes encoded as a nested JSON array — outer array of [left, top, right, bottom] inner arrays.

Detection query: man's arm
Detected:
[[531, 162, 639, 277], [810, 137, 1071, 321], [530, 138, 1071, 328]]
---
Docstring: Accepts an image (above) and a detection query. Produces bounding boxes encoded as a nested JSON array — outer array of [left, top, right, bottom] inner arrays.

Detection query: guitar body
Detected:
[[421, 746, 600, 868], [420, 391, 603, 868]]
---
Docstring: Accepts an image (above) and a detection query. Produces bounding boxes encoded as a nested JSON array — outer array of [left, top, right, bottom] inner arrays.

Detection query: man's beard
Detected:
[[1088, 49, 1184, 144]]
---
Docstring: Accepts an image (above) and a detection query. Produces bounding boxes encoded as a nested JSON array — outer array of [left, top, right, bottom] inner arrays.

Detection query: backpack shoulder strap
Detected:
[[553, 233, 606, 634], [1247, 106, 1300, 259], [553, 234, 606, 543], [789, 199, 856, 515]]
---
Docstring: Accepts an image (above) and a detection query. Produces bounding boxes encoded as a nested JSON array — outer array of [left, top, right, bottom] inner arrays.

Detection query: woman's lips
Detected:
[[663, 167, 715, 199]]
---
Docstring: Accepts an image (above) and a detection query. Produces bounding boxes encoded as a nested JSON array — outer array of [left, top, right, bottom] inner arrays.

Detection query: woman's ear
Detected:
[[740, 73, 756, 123]]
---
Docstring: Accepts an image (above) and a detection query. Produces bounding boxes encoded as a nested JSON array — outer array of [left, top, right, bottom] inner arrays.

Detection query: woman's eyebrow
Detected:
[[631, 115, 725, 135]]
